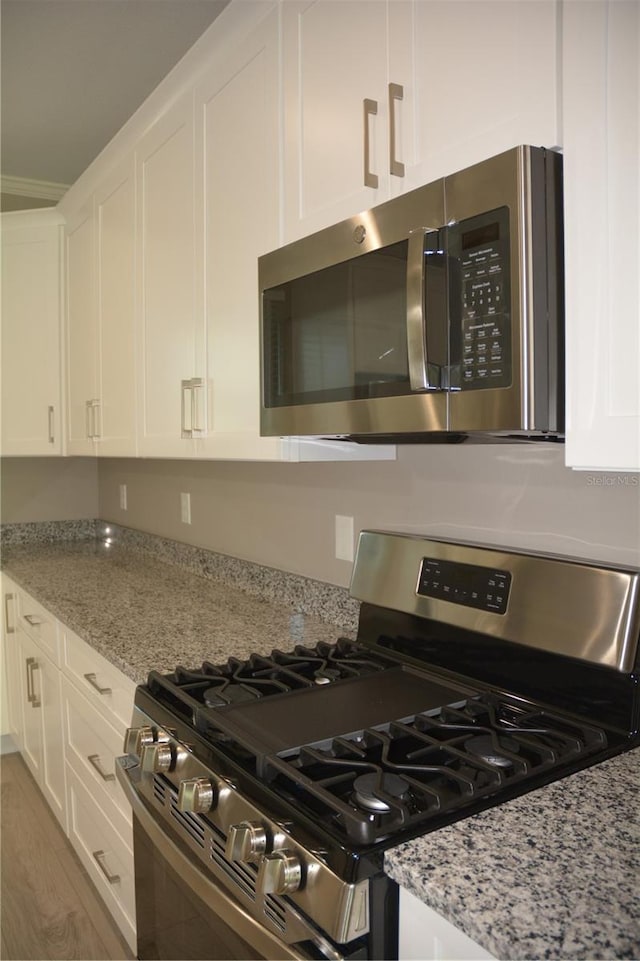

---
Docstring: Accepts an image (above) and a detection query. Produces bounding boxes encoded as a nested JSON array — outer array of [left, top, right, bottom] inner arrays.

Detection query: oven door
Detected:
[[116, 758, 345, 961]]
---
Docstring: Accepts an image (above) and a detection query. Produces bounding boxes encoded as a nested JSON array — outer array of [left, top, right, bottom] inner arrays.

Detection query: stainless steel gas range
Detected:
[[116, 531, 640, 960]]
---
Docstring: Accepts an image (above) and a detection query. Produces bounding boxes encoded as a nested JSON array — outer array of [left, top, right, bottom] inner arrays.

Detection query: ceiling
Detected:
[[1, 0, 230, 210]]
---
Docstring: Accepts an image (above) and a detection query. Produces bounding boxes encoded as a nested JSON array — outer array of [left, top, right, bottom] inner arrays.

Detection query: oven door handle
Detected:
[[115, 758, 326, 961]]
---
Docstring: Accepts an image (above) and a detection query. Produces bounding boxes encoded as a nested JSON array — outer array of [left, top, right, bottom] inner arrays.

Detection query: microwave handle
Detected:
[[407, 228, 440, 390]]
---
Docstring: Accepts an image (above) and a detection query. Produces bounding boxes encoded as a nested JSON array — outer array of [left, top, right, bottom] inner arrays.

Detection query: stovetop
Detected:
[[143, 639, 612, 849]]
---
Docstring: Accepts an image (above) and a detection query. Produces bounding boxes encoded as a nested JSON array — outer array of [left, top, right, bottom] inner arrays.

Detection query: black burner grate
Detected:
[[259, 693, 608, 845]]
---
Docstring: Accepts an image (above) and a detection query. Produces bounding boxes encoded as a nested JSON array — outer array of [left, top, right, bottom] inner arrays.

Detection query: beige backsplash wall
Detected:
[[1, 457, 99, 523], [97, 445, 640, 586]]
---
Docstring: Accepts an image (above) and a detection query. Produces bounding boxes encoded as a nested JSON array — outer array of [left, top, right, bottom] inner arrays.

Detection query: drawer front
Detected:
[[66, 766, 136, 951], [17, 589, 59, 664], [62, 627, 136, 733], [63, 677, 132, 834]]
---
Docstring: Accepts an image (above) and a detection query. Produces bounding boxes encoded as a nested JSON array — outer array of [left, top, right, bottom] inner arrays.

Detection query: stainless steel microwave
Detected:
[[259, 146, 563, 441]]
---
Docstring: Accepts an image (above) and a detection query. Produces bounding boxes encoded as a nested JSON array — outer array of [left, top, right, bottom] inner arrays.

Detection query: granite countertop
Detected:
[[385, 748, 640, 960], [1, 539, 350, 683], [3, 533, 639, 961]]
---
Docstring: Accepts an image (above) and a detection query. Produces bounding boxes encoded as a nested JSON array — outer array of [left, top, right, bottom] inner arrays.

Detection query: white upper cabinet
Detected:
[[135, 92, 204, 458], [66, 200, 99, 455], [95, 158, 137, 456], [196, 5, 284, 460], [65, 161, 137, 457], [563, 0, 640, 471], [282, 0, 560, 242], [282, 0, 395, 240], [1, 209, 64, 455], [407, 1, 560, 189]]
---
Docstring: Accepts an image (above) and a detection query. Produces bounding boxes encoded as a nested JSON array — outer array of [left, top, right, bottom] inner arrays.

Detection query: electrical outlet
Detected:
[[119, 484, 127, 511], [180, 492, 191, 525], [335, 514, 354, 562]]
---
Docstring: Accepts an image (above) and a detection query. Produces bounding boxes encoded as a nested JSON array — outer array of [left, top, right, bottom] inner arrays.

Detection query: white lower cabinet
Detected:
[[67, 766, 136, 952], [399, 886, 496, 960], [2, 580, 136, 951], [4, 585, 68, 833]]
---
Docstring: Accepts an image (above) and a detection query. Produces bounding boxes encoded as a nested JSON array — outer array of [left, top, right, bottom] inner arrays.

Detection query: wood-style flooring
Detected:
[[1, 751, 134, 960]]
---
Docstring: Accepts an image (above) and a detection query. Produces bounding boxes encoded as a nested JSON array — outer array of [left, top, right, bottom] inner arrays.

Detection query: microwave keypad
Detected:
[[454, 208, 511, 391]]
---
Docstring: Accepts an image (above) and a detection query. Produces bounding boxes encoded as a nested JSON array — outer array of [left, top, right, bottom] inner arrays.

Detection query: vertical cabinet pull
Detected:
[[48, 406, 55, 444], [363, 98, 379, 189], [85, 399, 101, 439], [92, 850, 120, 884], [181, 378, 205, 437], [388, 83, 405, 178], [25, 657, 40, 708], [4, 593, 15, 634]]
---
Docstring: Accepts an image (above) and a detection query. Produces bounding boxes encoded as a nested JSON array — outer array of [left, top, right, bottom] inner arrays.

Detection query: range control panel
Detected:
[[418, 557, 511, 614]]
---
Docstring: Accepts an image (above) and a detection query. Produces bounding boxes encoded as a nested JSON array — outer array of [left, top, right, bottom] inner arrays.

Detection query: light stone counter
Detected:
[[1, 533, 355, 684], [385, 748, 640, 960]]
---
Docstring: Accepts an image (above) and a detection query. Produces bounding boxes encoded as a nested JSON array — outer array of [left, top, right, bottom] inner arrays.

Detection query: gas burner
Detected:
[[464, 734, 520, 768], [203, 684, 261, 708], [353, 773, 410, 813]]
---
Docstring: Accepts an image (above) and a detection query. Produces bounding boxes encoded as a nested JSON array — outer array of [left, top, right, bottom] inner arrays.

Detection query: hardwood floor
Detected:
[[1, 752, 134, 960]]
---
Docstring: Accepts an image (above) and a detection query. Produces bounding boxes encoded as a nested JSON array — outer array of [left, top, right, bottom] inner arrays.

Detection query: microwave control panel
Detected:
[[418, 557, 511, 614], [448, 207, 511, 391]]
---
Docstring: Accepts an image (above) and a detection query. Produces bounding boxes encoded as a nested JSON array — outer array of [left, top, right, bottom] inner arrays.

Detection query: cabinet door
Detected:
[[197, 6, 284, 460], [37, 645, 67, 832], [66, 200, 99, 455], [17, 627, 43, 782], [2, 579, 22, 748], [95, 158, 137, 456], [407, 0, 559, 189], [563, 0, 639, 471], [136, 93, 203, 457], [1, 212, 64, 455], [282, 0, 391, 241]]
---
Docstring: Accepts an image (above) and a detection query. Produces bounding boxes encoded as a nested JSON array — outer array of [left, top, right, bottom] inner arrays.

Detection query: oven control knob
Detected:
[[177, 778, 215, 814], [123, 725, 154, 758], [225, 821, 268, 863], [141, 742, 172, 773], [258, 850, 302, 896]]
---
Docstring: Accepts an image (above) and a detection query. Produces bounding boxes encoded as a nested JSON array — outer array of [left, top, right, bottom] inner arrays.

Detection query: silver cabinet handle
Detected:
[[92, 850, 120, 884], [191, 378, 204, 433], [388, 83, 405, 178], [23, 614, 43, 627], [87, 754, 116, 782], [83, 672, 112, 696], [26, 657, 40, 708], [86, 399, 100, 439], [48, 405, 55, 444], [181, 378, 205, 437], [363, 98, 379, 189], [4, 593, 15, 634], [181, 379, 192, 437]]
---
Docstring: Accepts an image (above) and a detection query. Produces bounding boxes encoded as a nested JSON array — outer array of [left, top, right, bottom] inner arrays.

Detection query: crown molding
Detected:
[[1, 175, 69, 201]]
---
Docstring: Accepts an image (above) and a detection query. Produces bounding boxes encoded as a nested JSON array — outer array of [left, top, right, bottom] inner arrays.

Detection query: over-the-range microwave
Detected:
[[259, 145, 564, 442]]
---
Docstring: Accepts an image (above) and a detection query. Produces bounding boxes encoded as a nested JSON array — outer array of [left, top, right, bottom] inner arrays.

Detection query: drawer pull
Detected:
[[87, 754, 116, 782], [84, 672, 112, 696], [24, 614, 43, 627], [25, 657, 41, 708], [92, 849, 120, 884]]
